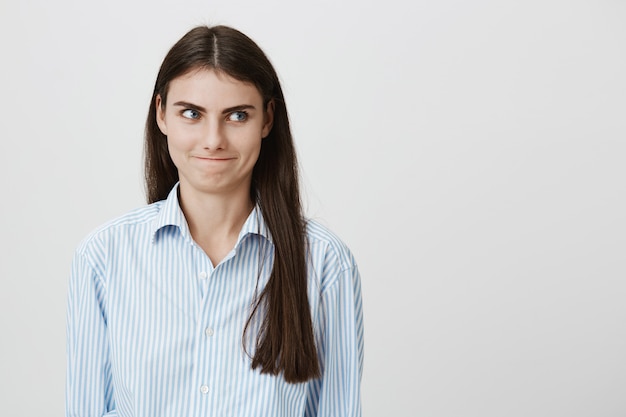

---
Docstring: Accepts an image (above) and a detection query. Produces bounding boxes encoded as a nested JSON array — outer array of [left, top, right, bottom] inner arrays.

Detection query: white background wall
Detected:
[[1, 0, 625, 416]]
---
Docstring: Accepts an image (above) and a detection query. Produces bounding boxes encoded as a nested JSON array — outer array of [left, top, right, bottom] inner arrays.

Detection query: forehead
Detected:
[[166, 68, 263, 107]]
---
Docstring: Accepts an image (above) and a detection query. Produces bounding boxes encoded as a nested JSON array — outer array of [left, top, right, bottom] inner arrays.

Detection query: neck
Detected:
[[178, 182, 254, 265]]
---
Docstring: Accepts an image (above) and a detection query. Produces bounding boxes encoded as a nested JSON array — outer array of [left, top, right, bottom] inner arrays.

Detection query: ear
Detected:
[[155, 95, 168, 135], [261, 99, 275, 138]]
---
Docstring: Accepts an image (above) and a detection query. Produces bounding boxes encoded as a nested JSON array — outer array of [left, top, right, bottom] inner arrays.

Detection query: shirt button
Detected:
[[199, 271, 207, 279], [200, 385, 209, 394], [205, 327, 214, 337]]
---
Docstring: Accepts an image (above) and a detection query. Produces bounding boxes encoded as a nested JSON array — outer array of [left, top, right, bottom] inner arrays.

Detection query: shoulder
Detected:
[[75, 202, 164, 256], [305, 218, 357, 273]]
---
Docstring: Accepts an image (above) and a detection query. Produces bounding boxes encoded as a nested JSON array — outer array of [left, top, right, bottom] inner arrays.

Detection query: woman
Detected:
[[66, 25, 363, 417]]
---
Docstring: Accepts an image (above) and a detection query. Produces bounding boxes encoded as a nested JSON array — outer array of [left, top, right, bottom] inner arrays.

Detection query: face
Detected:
[[156, 68, 274, 200]]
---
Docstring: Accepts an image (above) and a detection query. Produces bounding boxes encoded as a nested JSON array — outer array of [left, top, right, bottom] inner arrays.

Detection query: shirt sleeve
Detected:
[[308, 264, 364, 417], [66, 250, 117, 417]]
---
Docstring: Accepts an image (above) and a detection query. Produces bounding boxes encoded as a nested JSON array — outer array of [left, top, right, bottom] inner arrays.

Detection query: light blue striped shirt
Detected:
[[66, 184, 363, 417]]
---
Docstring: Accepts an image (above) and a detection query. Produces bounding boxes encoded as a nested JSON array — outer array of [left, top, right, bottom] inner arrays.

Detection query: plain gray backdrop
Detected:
[[1, 0, 625, 416]]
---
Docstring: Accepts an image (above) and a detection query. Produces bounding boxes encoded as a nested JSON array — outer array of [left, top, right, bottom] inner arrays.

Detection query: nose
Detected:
[[201, 119, 226, 150]]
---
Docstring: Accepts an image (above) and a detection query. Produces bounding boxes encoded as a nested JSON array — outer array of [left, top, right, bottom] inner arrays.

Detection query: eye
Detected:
[[227, 111, 248, 122], [181, 109, 201, 120]]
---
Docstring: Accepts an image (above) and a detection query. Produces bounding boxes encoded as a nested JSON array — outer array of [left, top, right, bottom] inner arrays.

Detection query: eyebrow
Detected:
[[172, 101, 257, 114]]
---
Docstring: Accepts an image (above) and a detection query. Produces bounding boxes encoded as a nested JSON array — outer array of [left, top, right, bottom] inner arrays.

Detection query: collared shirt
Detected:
[[66, 184, 363, 417]]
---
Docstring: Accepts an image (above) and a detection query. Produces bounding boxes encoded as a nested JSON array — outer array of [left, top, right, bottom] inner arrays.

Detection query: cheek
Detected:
[[165, 135, 195, 171], [166, 126, 197, 152], [230, 127, 263, 156], [248, 143, 263, 168], [240, 135, 263, 160]]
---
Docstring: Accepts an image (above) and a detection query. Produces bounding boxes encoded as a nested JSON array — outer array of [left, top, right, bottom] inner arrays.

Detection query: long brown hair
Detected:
[[144, 25, 319, 383]]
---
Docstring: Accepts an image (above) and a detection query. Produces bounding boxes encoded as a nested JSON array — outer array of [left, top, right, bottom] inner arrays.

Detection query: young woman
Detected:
[[66, 25, 363, 417]]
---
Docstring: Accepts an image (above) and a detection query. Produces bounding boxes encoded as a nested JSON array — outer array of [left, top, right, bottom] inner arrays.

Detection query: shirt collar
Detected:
[[151, 183, 190, 242], [237, 204, 273, 246], [151, 183, 273, 245]]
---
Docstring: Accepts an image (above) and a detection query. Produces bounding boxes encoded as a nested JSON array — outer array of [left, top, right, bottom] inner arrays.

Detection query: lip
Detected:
[[192, 156, 235, 161]]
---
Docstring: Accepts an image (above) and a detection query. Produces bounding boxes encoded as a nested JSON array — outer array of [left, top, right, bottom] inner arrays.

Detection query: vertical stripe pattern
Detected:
[[66, 184, 363, 417]]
